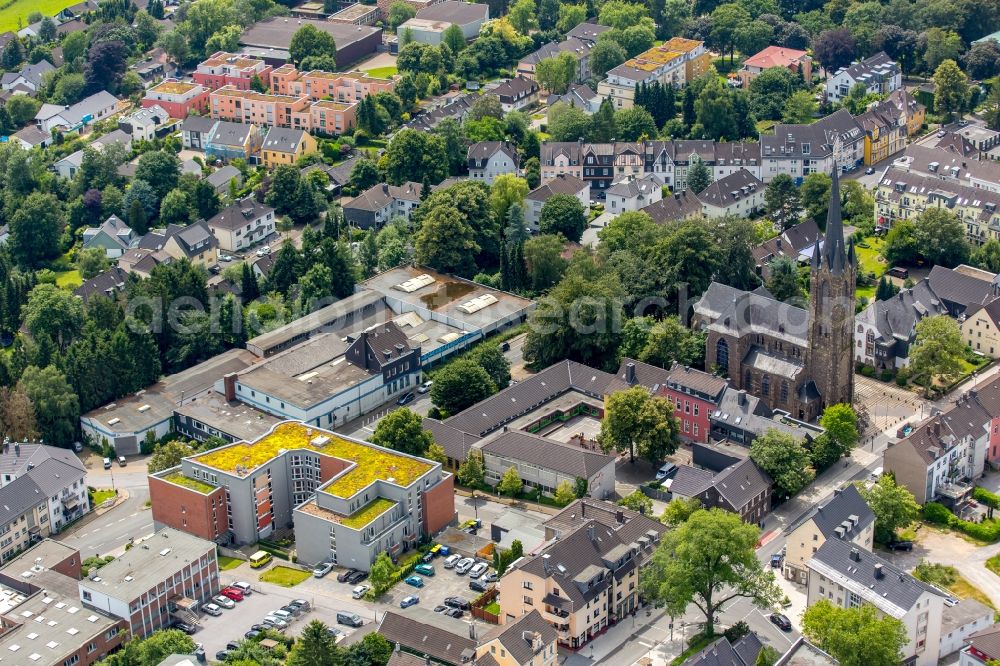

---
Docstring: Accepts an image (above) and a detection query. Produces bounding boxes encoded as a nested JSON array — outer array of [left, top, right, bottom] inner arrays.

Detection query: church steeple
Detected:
[[823, 167, 849, 275]]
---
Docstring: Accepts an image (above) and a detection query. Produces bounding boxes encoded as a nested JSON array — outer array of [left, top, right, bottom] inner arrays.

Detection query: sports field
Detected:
[[0, 0, 77, 33]]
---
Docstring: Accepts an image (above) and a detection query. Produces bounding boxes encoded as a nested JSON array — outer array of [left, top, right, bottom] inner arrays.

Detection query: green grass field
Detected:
[[88, 488, 116, 506], [259, 565, 310, 587], [218, 555, 245, 571], [55, 269, 82, 289], [0, 0, 78, 33], [362, 66, 397, 79]]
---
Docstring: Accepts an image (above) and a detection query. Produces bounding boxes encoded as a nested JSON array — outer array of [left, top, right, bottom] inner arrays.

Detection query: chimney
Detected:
[[874, 563, 884, 579], [738, 390, 747, 406], [14, 443, 19, 456], [616, 510, 625, 524], [849, 548, 861, 562], [223, 373, 237, 402], [395, 643, 400, 653], [625, 362, 636, 384], [587, 524, 595, 542]]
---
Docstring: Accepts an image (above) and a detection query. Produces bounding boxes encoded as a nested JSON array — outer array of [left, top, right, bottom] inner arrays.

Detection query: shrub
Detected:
[[922, 502, 953, 525], [974, 486, 1000, 509], [954, 518, 1000, 542], [879, 370, 894, 382], [860, 365, 875, 377]]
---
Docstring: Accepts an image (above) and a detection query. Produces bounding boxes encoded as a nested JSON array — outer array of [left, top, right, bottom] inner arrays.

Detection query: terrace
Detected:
[[340, 498, 395, 529], [212, 87, 303, 103], [163, 471, 217, 494], [191, 422, 432, 497], [151, 80, 200, 95]]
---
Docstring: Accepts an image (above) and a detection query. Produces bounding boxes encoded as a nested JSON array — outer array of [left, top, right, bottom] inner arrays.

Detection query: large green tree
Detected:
[[17, 365, 79, 447], [909, 314, 966, 386], [287, 620, 339, 666], [749, 429, 814, 497], [932, 59, 969, 120], [912, 207, 970, 268], [858, 474, 919, 544], [414, 205, 480, 276], [802, 600, 906, 666], [641, 508, 781, 635], [599, 387, 680, 463], [23, 284, 84, 350], [10, 193, 63, 268], [148, 440, 195, 473], [371, 408, 434, 457], [381, 129, 448, 185], [430, 358, 496, 415], [539, 194, 587, 242], [289, 24, 337, 67]]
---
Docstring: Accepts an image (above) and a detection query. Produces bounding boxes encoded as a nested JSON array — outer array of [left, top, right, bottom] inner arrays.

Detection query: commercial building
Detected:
[[407, 1, 488, 41], [150, 421, 454, 565], [498, 499, 666, 647], [825, 52, 901, 104], [805, 538, 945, 666], [193, 51, 273, 91], [205, 198, 276, 253], [737, 45, 812, 88], [239, 17, 382, 67], [782, 484, 874, 584], [328, 4, 381, 25], [79, 528, 219, 638], [142, 79, 211, 118]]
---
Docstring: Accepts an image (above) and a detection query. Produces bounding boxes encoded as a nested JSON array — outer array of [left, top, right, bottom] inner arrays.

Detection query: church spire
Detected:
[[823, 167, 848, 275]]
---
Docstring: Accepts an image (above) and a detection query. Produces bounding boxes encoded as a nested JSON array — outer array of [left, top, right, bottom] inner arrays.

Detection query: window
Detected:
[[780, 381, 789, 402], [716, 339, 729, 369], [523, 581, 533, 590], [761, 375, 770, 397], [523, 596, 533, 605]]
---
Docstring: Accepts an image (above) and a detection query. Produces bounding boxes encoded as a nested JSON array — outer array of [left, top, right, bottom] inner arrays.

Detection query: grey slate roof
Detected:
[[857, 275, 948, 347], [377, 611, 476, 665], [12, 125, 48, 147], [606, 174, 660, 199], [207, 164, 242, 190], [753, 219, 821, 265], [181, 115, 217, 134], [262, 126, 309, 153], [926, 264, 1000, 314], [3, 60, 54, 89], [480, 610, 557, 664], [415, 0, 488, 23], [207, 198, 274, 231], [37, 91, 119, 126], [683, 633, 763, 666], [74, 266, 129, 302], [697, 169, 762, 207], [421, 418, 479, 464], [803, 484, 874, 540], [712, 387, 804, 440], [642, 190, 703, 224], [0, 443, 84, 479], [702, 286, 809, 347], [345, 182, 422, 212], [525, 174, 587, 202], [208, 120, 255, 147], [835, 51, 898, 83], [565, 23, 611, 42], [761, 109, 862, 160], [712, 457, 771, 512], [481, 430, 614, 479], [493, 76, 538, 100], [0, 459, 85, 526], [693, 282, 777, 325], [468, 141, 517, 168], [544, 498, 667, 547], [668, 465, 715, 497], [807, 537, 945, 618]]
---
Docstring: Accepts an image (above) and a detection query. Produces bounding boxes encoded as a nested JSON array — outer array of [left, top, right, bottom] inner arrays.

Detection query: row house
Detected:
[[193, 51, 273, 91], [825, 52, 901, 104], [761, 109, 865, 183], [269, 65, 396, 102], [873, 166, 1000, 245], [856, 99, 907, 165], [141, 79, 211, 119], [889, 144, 1000, 194], [884, 380, 1000, 506], [209, 86, 358, 135]]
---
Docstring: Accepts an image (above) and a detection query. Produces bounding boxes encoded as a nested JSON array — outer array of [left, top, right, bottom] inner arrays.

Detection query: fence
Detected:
[[639, 485, 672, 502], [471, 587, 500, 624]]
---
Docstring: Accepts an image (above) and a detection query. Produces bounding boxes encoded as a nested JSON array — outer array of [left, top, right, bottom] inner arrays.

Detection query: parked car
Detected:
[[226, 641, 241, 651], [352, 584, 370, 599], [313, 561, 334, 578], [888, 540, 913, 551], [279, 605, 301, 618], [220, 587, 244, 601], [271, 609, 294, 622], [421, 551, 435, 564], [400, 595, 420, 608], [346, 570, 368, 584], [288, 599, 310, 612], [469, 579, 490, 593], [483, 571, 499, 582], [103, 457, 112, 469], [337, 568, 358, 583], [418, 381, 433, 394], [865, 167, 875, 175], [256, 246, 271, 257], [117, 456, 126, 467], [262, 616, 288, 629], [770, 553, 784, 568], [405, 575, 425, 588], [445, 608, 464, 619], [455, 558, 475, 574], [414, 563, 435, 577], [433, 605, 449, 613], [655, 463, 677, 481], [212, 595, 235, 609], [245, 630, 261, 640], [468, 562, 488, 579], [770, 613, 792, 631], [444, 554, 461, 569], [231, 582, 252, 595], [397, 392, 415, 405], [220, 254, 234, 261], [249, 624, 269, 633], [172, 621, 197, 635], [444, 597, 470, 610], [337, 612, 364, 627], [215, 651, 230, 661]]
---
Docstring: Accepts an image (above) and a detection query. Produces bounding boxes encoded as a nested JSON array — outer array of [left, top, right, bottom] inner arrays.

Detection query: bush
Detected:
[[954, 518, 1000, 542], [860, 365, 875, 377], [879, 370, 894, 382], [922, 502, 953, 526], [895, 375, 909, 387]]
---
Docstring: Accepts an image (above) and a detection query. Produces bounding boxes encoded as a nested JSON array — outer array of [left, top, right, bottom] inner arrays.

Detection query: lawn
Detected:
[[484, 601, 501, 615], [218, 555, 245, 571], [362, 66, 397, 79], [55, 269, 82, 289], [0, 0, 78, 32], [259, 565, 311, 587], [914, 561, 995, 609], [855, 236, 887, 277], [986, 553, 1000, 577], [88, 488, 117, 506]]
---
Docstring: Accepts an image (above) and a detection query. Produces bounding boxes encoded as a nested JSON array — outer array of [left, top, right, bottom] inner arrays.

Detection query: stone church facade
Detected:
[[702, 170, 856, 421]]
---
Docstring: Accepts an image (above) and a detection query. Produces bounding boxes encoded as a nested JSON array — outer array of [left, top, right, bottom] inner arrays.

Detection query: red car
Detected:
[[220, 587, 244, 602]]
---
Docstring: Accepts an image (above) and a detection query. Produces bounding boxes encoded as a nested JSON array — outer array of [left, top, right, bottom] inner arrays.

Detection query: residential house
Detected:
[[668, 457, 772, 524], [53, 150, 86, 180], [205, 120, 264, 162], [856, 99, 907, 165], [83, 215, 135, 258], [139, 220, 219, 269], [524, 174, 590, 230], [661, 37, 712, 83], [940, 599, 994, 660], [118, 248, 171, 278], [887, 88, 926, 137], [641, 190, 703, 225], [302, 157, 357, 196], [962, 624, 1000, 665], [604, 174, 662, 213], [468, 141, 519, 184], [518, 24, 610, 83], [805, 538, 945, 666], [681, 633, 765, 666], [825, 52, 901, 104], [540, 142, 585, 182], [783, 484, 874, 584], [131, 58, 165, 86], [737, 46, 812, 88], [206, 198, 275, 253], [761, 109, 865, 183], [404, 92, 475, 131], [492, 76, 540, 113], [74, 266, 130, 303], [35, 91, 119, 133], [498, 508, 666, 647], [549, 84, 600, 113], [181, 116, 217, 151], [697, 169, 764, 218], [963, 299, 1000, 358], [142, 79, 211, 118], [207, 164, 243, 193], [78, 528, 219, 638], [623, 360, 727, 445], [261, 127, 317, 167], [0, 60, 54, 93], [343, 182, 423, 229], [752, 219, 821, 279], [11, 125, 50, 150], [193, 51, 273, 91], [121, 104, 171, 141]]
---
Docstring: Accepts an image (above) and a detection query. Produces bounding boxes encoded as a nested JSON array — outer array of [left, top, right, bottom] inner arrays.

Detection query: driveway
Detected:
[[581, 211, 616, 247]]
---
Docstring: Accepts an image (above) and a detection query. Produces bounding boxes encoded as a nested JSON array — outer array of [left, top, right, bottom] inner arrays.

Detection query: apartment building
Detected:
[[344, 182, 423, 229], [806, 539, 945, 666], [604, 174, 662, 213], [205, 198, 275, 253], [518, 23, 611, 83], [149, 421, 454, 567], [193, 51, 272, 91], [826, 52, 901, 104], [624, 360, 726, 445], [737, 45, 812, 88], [761, 109, 865, 183], [210, 85, 309, 126], [269, 66, 395, 101], [141, 79, 211, 118], [783, 484, 874, 584], [598, 46, 687, 109], [498, 501, 666, 647], [468, 141, 519, 184], [697, 168, 764, 218], [856, 99, 907, 165], [889, 144, 1000, 194], [78, 528, 219, 638]]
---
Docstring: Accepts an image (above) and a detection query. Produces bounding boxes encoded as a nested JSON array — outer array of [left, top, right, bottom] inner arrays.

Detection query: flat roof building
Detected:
[[240, 17, 382, 67]]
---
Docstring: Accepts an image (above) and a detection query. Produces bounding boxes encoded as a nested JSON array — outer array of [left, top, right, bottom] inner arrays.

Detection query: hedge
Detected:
[[255, 544, 290, 561], [922, 501, 1000, 542], [974, 486, 1000, 509], [922, 502, 952, 525]]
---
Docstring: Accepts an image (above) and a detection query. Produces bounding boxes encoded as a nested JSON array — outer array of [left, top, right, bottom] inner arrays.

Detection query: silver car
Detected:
[[443, 554, 461, 569], [455, 558, 475, 575], [468, 562, 488, 579], [201, 603, 223, 617], [262, 615, 288, 629]]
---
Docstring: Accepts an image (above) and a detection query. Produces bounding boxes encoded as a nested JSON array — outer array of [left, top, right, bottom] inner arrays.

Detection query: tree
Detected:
[[590, 40, 628, 79], [766, 256, 804, 303], [874, 276, 899, 301], [553, 480, 577, 506], [764, 173, 802, 227], [749, 429, 814, 497], [84, 40, 128, 95], [734, 19, 773, 59], [641, 508, 781, 635], [802, 600, 906, 666], [5, 95, 39, 127], [443, 23, 466, 53], [557, 4, 587, 32], [23, 284, 84, 350], [148, 440, 195, 473], [600, 387, 680, 463], [349, 158, 380, 191], [965, 41, 1000, 80], [0, 388, 37, 443], [289, 24, 337, 67], [134, 151, 181, 205], [883, 219, 918, 265], [387, 1, 416, 29], [287, 620, 338, 666], [661, 496, 703, 525], [100, 630, 197, 666], [618, 490, 653, 514], [619, 316, 705, 368], [371, 408, 434, 456], [458, 449, 485, 487], [687, 157, 712, 193], [812, 28, 856, 72], [539, 194, 586, 241], [369, 552, 399, 594], [471, 344, 511, 389], [10, 193, 63, 268], [782, 90, 816, 124], [933, 59, 969, 120], [747, 67, 795, 120], [599, 0, 651, 29], [489, 175, 529, 221], [909, 314, 966, 385], [615, 107, 657, 141], [381, 129, 448, 185], [17, 366, 78, 447], [498, 466, 523, 496], [924, 28, 963, 72], [205, 24, 241, 54], [800, 172, 831, 223], [547, 102, 592, 142], [858, 474, 919, 544], [522, 234, 568, 293], [1, 39, 22, 71], [159, 189, 193, 226], [820, 403, 858, 451], [414, 205, 480, 276], [708, 3, 750, 61], [431, 358, 496, 414], [507, 0, 537, 34], [535, 51, 577, 94]]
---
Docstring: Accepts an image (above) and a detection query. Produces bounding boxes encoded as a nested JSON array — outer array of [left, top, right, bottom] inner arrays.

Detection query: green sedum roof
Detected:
[[340, 498, 395, 529]]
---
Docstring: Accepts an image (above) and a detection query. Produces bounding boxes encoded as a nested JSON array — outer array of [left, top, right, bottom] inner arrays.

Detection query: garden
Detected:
[[87, 487, 116, 507], [259, 565, 311, 587]]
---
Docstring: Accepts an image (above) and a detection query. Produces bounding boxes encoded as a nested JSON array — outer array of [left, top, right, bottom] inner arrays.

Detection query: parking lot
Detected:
[[190, 556, 497, 659]]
